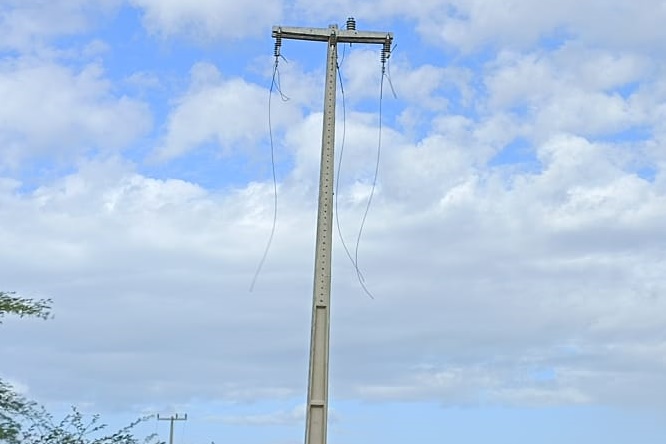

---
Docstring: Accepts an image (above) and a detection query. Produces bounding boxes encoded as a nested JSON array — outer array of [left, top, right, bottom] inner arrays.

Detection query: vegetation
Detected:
[[0, 292, 51, 324], [1, 291, 162, 444]]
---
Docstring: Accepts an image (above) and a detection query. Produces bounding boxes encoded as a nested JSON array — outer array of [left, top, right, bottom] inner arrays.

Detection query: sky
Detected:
[[1, 0, 666, 443]]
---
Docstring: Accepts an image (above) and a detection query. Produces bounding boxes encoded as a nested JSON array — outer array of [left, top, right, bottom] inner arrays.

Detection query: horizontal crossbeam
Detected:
[[272, 25, 392, 45]]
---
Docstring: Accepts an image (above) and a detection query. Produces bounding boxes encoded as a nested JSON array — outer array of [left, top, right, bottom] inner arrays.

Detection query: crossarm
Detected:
[[272, 25, 392, 45]]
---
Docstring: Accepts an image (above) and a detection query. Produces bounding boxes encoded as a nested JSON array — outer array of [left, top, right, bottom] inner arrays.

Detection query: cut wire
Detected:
[[334, 56, 374, 299], [250, 56, 288, 291], [353, 70, 385, 298], [352, 45, 396, 298]]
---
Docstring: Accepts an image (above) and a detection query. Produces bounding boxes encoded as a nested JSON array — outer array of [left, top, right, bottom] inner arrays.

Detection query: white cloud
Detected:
[[1, 0, 666, 421], [0, 0, 120, 52], [0, 58, 151, 167], [294, 0, 666, 54], [153, 62, 301, 161], [415, 0, 666, 52], [0, 158, 319, 406], [480, 46, 662, 145], [3, 106, 666, 409], [341, 49, 455, 111], [216, 404, 305, 426], [292, 0, 446, 26], [130, 0, 282, 41]]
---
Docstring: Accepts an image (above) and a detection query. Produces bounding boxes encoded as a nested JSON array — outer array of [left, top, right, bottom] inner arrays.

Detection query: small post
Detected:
[[157, 413, 187, 444], [272, 20, 393, 444]]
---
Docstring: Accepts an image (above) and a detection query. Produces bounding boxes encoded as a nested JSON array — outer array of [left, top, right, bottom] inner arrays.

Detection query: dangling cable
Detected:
[[352, 39, 394, 297], [250, 35, 289, 291], [334, 53, 373, 299], [352, 76, 383, 299]]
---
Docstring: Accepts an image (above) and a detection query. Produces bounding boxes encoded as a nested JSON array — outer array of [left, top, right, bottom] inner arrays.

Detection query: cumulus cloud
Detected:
[[0, 58, 151, 167], [294, 0, 666, 54], [341, 49, 455, 112], [0, 158, 319, 407], [215, 404, 306, 426], [130, 0, 282, 41], [483, 47, 652, 141], [153, 62, 301, 161], [1, 0, 666, 420], [0, 0, 120, 51], [3, 105, 666, 410]]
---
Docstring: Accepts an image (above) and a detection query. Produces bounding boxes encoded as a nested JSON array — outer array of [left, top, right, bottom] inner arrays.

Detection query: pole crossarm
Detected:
[[272, 25, 393, 45]]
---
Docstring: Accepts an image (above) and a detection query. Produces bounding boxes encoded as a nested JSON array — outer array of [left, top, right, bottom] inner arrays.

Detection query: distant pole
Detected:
[[271, 20, 393, 444], [157, 413, 187, 444]]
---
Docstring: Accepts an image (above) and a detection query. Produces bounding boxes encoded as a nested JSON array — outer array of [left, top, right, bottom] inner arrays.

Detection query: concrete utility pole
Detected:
[[157, 413, 187, 444], [271, 19, 393, 444]]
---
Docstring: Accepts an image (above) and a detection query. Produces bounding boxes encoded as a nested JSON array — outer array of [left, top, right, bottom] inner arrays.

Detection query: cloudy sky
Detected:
[[2, 0, 666, 443]]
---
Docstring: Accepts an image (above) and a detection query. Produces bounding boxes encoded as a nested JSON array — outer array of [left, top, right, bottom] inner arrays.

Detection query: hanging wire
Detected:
[[352, 75, 383, 295], [352, 39, 395, 296], [339, 41, 349, 67], [334, 51, 374, 299], [250, 35, 289, 291]]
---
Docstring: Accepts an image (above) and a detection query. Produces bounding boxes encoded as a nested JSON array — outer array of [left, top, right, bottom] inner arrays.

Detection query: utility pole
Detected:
[[271, 19, 393, 444], [157, 413, 187, 444]]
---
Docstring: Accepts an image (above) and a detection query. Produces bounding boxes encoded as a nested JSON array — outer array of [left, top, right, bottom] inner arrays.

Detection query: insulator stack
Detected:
[[381, 39, 391, 64], [274, 33, 282, 58], [346, 17, 356, 31]]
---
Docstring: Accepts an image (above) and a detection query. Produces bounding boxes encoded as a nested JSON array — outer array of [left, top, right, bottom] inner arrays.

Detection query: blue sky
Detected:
[[2, 1, 666, 443]]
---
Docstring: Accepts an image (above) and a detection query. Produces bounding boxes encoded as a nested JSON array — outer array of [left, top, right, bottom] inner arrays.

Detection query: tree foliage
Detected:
[[1, 291, 48, 442], [1, 397, 161, 444], [0, 292, 51, 324], [12, 406, 161, 444], [1, 291, 163, 444], [0, 379, 36, 443]]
